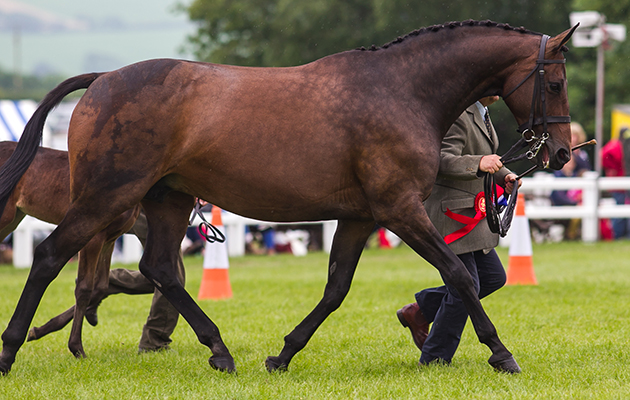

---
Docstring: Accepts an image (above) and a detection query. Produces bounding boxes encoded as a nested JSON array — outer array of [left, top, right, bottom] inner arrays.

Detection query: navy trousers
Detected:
[[415, 249, 506, 363]]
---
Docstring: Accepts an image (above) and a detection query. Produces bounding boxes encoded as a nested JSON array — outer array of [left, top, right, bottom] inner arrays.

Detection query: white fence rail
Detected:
[[12, 213, 337, 268], [518, 171, 630, 243], [11, 172, 630, 267]]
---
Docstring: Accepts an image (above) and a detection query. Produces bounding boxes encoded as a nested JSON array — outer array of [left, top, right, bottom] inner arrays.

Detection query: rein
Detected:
[[484, 139, 596, 237], [484, 170, 518, 238], [189, 200, 226, 243]]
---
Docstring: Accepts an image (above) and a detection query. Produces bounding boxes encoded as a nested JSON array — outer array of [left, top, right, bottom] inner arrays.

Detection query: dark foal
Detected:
[[0, 21, 577, 375], [0, 142, 141, 358]]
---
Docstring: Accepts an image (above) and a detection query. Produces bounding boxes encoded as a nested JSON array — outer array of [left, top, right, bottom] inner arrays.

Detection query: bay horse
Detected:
[[0, 21, 576, 375], [0, 142, 141, 358]]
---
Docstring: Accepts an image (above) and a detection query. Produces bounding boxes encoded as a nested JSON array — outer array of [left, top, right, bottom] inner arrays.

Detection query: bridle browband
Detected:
[[485, 34, 571, 237], [502, 34, 571, 162]]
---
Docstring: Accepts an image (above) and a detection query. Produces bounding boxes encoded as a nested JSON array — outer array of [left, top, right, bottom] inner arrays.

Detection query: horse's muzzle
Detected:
[[542, 145, 570, 170]]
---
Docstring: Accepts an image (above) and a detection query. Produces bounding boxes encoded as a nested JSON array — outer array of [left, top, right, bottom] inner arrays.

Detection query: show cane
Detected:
[[515, 139, 597, 180]]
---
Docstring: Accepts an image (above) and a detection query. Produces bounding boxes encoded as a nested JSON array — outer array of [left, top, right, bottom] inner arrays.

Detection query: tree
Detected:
[[0, 68, 67, 101], [181, 0, 573, 67]]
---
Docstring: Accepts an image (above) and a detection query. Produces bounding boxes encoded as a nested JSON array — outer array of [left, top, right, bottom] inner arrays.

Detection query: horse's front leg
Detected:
[[140, 192, 235, 373], [383, 201, 520, 373], [266, 219, 375, 372]]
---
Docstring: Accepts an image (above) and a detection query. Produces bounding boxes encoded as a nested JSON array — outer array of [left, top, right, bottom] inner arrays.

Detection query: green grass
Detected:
[[1, 241, 630, 399]]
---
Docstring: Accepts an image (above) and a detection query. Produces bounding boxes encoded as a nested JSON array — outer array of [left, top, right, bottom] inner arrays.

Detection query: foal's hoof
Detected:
[[85, 307, 99, 327], [488, 355, 521, 374], [265, 356, 288, 372], [209, 355, 236, 373]]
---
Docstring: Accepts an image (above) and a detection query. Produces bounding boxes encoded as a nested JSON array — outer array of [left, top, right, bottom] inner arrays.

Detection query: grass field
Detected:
[[0, 240, 630, 399]]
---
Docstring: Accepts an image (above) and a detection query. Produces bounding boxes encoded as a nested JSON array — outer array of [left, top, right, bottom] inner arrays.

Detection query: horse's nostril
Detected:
[[557, 148, 571, 164]]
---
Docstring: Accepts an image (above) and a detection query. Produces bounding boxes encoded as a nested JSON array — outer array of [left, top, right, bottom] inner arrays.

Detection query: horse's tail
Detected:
[[0, 72, 105, 215]]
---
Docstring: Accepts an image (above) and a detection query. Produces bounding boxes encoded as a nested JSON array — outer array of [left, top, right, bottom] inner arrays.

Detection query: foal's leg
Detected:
[[26, 241, 112, 344], [26, 240, 137, 342], [265, 219, 375, 372], [140, 192, 235, 372], [68, 207, 139, 357], [0, 209, 25, 242], [66, 234, 109, 358], [382, 201, 519, 373], [0, 208, 119, 374], [27, 307, 74, 341]]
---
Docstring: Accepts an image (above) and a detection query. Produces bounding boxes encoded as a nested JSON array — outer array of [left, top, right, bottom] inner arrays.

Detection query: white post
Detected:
[[121, 234, 143, 264], [12, 224, 33, 268], [594, 43, 605, 175], [581, 171, 599, 242], [226, 221, 246, 257], [322, 220, 338, 253]]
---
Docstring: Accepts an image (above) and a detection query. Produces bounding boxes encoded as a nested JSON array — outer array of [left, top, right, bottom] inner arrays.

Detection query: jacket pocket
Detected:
[[441, 196, 475, 213]]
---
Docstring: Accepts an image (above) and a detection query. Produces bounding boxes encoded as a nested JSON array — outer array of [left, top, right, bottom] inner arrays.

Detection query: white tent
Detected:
[[0, 100, 52, 146]]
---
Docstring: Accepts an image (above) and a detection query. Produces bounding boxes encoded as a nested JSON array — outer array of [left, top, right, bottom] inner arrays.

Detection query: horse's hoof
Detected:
[[70, 348, 86, 359], [488, 355, 521, 374], [265, 356, 288, 373], [0, 354, 14, 376], [26, 328, 38, 342], [209, 355, 236, 373], [69, 343, 86, 359]]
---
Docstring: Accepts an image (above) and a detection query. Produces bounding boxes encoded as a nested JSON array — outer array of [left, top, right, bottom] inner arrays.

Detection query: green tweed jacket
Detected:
[[424, 103, 511, 255]]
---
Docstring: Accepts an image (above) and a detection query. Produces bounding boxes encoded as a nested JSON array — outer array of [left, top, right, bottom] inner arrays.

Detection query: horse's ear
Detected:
[[550, 24, 580, 52]]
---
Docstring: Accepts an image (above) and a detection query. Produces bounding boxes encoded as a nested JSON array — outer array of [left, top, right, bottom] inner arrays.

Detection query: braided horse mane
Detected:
[[357, 19, 541, 52]]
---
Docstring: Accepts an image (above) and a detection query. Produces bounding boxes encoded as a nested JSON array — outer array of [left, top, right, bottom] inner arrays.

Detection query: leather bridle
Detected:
[[485, 34, 571, 237], [502, 34, 571, 161]]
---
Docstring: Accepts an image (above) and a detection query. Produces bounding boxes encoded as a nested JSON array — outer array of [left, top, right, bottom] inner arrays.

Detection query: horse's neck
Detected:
[[387, 30, 535, 133]]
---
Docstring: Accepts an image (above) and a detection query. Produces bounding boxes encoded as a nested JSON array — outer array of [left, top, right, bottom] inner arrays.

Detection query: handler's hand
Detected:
[[504, 173, 522, 195], [479, 155, 503, 174]]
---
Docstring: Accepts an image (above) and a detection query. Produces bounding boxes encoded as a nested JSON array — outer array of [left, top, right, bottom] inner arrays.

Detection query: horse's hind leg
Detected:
[[0, 209, 117, 374], [140, 192, 235, 372], [265, 219, 375, 372]]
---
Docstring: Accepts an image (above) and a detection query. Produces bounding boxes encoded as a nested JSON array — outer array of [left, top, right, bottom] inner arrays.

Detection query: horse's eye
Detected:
[[548, 82, 562, 93]]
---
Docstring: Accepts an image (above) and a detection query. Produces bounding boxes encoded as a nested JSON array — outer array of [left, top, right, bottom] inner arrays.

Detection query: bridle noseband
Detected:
[[485, 34, 571, 237]]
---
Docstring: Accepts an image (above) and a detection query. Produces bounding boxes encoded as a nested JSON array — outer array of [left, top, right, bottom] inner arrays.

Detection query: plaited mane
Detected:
[[357, 20, 539, 52]]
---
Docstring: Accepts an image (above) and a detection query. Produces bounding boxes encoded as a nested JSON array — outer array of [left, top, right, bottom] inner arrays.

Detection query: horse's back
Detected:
[[0, 142, 70, 224], [67, 58, 380, 220]]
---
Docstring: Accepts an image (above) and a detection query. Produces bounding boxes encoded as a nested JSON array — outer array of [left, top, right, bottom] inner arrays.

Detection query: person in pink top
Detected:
[[601, 134, 627, 238]]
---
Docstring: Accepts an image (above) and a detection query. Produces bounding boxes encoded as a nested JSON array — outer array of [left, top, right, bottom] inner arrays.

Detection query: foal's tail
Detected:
[[0, 72, 105, 215]]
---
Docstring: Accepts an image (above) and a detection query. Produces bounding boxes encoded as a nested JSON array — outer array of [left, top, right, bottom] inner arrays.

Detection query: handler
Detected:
[[397, 95, 521, 365]]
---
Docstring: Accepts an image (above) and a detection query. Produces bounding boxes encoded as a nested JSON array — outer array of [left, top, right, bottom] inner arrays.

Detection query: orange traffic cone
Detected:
[[506, 193, 538, 285], [198, 206, 233, 300]]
